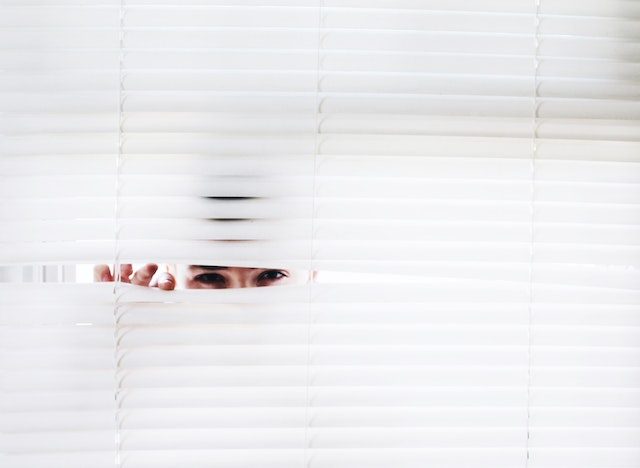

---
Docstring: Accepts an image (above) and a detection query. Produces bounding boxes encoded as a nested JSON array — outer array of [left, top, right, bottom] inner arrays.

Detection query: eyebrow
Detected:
[[191, 265, 228, 270]]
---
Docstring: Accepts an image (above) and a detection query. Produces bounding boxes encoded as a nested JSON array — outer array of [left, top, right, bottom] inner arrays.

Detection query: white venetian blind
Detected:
[[1, 1, 640, 468]]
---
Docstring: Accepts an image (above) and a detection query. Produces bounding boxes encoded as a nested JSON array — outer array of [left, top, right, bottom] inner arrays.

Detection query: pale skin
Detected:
[[94, 263, 311, 290]]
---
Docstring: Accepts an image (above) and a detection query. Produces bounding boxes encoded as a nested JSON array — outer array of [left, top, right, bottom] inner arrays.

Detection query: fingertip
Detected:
[[94, 264, 112, 282], [158, 281, 176, 291], [140, 263, 159, 281], [157, 273, 176, 291], [144, 263, 159, 276], [117, 263, 133, 282]]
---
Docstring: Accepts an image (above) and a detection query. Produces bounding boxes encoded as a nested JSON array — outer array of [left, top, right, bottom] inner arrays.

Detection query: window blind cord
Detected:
[[525, 2, 542, 466], [113, 1, 127, 466], [302, 2, 325, 466]]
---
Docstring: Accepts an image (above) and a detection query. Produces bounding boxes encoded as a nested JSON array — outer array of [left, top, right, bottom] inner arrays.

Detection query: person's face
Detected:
[[173, 265, 311, 289]]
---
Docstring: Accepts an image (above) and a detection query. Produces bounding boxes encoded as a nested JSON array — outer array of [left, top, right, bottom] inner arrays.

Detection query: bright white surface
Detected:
[[2, 1, 639, 467]]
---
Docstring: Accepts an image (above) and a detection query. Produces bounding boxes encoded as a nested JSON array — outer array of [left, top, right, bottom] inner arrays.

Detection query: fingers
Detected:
[[94, 264, 113, 282], [150, 271, 177, 291], [119, 264, 134, 283], [130, 263, 158, 286], [93, 263, 174, 290]]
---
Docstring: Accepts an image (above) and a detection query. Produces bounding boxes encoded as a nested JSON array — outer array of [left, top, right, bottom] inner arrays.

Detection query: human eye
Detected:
[[193, 273, 227, 288], [256, 269, 288, 287]]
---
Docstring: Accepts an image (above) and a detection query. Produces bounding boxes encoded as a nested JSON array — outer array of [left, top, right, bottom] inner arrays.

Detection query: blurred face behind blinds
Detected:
[[175, 196, 312, 289], [172, 265, 311, 289]]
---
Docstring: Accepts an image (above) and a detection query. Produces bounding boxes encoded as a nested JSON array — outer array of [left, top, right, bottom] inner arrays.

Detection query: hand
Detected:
[[93, 263, 176, 290]]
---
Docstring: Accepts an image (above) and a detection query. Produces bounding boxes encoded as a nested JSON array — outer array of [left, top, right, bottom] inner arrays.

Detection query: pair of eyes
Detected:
[[192, 269, 288, 288]]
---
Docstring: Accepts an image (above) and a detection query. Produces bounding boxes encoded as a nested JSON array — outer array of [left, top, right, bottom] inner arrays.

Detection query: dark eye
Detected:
[[194, 273, 226, 287], [256, 269, 287, 286]]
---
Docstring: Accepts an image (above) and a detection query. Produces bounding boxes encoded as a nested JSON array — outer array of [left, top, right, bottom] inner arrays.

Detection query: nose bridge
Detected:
[[227, 268, 253, 288]]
